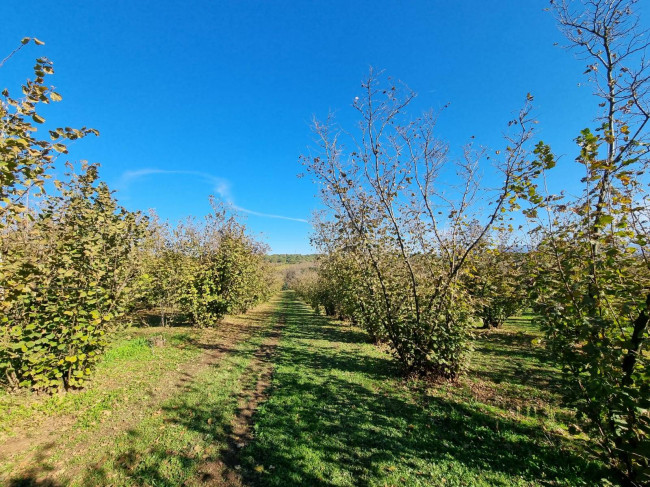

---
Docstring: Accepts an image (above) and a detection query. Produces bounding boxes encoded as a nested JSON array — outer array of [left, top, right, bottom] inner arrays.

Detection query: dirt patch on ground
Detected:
[[0, 304, 275, 485], [0, 413, 77, 468], [193, 312, 285, 487]]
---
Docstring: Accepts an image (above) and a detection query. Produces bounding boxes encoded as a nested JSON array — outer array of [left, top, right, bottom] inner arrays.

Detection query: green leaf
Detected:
[[596, 214, 614, 227]]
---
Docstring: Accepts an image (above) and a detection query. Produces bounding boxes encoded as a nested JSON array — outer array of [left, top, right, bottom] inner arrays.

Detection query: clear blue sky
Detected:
[[3, 1, 648, 253]]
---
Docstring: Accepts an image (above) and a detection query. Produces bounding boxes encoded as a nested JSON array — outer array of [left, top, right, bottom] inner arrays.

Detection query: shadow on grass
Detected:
[[7, 478, 62, 487], [79, 429, 204, 487], [5, 442, 61, 487], [69, 375, 249, 486], [289, 320, 374, 346], [70, 304, 285, 487], [471, 326, 566, 397], [7, 293, 605, 486], [240, 293, 606, 486]]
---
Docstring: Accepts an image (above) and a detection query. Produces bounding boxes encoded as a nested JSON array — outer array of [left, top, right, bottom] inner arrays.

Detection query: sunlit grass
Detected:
[[2, 294, 611, 486], [241, 293, 608, 486], [0, 328, 201, 438]]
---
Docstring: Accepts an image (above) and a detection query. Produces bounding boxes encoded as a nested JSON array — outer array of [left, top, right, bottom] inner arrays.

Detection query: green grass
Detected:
[[2, 298, 281, 486], [2, 294, 611, 486], [240, 294, 608, 486], [0, 328, 201, 440], [70, 323, 275, 486]]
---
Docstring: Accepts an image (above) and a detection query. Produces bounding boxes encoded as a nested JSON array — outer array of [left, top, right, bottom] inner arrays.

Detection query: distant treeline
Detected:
[[265, 254, 318, 264]]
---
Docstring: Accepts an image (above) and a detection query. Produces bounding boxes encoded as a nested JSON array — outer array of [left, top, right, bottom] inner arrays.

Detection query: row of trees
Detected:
[[264, 253, 317, 265], [299, 1, 649, 484], [301, 70, 537, 379], [1, 163, 148, 390], [0, 39, 271, 392], [140, 206, 272, 329], [528, 1, 649, 482], [296, 234, 530, 332]]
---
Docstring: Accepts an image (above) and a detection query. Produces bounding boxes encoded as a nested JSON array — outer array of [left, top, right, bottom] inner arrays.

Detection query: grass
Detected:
[[1, 299, 280, 486], [72, 312, 278, 486], [0, 328, 202, 439], [240, 295, 608, 486], [2, 293, 611, 486]]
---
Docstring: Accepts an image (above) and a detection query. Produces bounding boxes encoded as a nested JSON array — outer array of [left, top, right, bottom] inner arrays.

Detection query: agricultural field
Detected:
[[0, 292, 608, 486], [2, 0, 649, 485]]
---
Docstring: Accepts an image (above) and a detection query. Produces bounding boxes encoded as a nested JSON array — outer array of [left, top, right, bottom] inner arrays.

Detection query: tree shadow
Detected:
[[470, 327, 566, 397], [78, 430, 191, 486], [5, 442, 62, 487], [239, 295, 607, 486], [7, 478, 62, 487], [76, 416, 227, 486], [70, 316, 282, 486]]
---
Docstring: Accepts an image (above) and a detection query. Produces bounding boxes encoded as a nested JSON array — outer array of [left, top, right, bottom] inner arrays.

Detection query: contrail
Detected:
[[117, 168, 309, 223]]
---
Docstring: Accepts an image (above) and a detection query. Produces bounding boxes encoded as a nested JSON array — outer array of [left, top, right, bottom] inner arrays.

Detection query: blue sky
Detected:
[[3, 1, 648, 253]]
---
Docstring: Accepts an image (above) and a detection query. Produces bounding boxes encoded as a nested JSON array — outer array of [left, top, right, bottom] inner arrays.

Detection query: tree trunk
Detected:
[[622, 292, 650, 386]]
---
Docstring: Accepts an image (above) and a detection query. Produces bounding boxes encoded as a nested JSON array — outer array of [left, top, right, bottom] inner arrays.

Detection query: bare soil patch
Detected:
[[193, 312, 285, 486]]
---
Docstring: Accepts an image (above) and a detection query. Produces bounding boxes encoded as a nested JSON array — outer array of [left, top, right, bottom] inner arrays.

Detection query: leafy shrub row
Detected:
[[0, 40, 271, 392], [1, 165, 147, 390], [140, 208, 271, 328]]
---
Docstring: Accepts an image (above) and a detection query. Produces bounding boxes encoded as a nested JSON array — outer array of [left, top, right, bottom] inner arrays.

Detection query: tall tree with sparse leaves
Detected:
[[305, 71, 538, 378]]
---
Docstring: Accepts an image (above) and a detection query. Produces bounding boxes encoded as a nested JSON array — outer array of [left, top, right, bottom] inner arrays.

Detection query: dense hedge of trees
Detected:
[[264, 254, 317, 265], [1, 164, 148, 390], [522, 2, 650, 483], [140, 206, 271, 328], [0, 39, 271, 392]]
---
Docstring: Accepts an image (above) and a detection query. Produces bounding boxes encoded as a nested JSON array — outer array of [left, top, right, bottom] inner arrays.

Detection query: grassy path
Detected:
[[2, 291, 608, 486], [240, 292, 606, 486]]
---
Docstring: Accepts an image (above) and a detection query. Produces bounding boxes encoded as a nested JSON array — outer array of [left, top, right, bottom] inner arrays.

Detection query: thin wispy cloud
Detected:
[[118, 169, 309, 223], [231, 205, 309, 222]]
